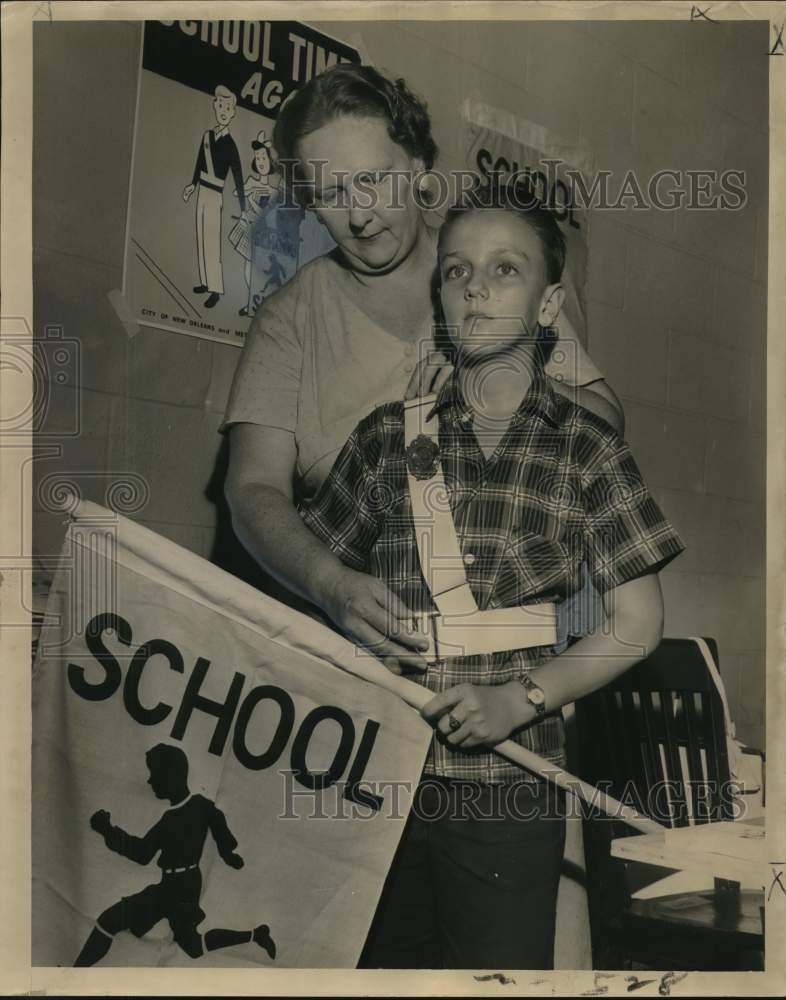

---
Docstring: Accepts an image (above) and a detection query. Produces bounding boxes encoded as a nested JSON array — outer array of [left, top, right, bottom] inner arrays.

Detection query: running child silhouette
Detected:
[[74, 743, 276, 966]]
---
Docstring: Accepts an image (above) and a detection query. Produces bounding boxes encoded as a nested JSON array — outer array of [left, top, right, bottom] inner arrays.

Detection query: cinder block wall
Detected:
[[33, 18, 767, 746]]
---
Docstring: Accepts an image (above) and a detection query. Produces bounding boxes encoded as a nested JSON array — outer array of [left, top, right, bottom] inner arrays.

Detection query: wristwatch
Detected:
[[519, 672, 547, 717]]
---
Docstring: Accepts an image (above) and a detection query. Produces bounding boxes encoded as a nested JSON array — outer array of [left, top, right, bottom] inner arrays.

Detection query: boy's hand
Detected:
[[320, 567, 429, 675], [422, 683, 527, 748], [226, 852, 244, 869], [90, 809, 111, 835], [403, 351, 453, 401]]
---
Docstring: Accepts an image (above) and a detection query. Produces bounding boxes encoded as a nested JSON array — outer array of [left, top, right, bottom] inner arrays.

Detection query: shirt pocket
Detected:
[[497, 527, 578, 603], [374, 486, 413, 537]]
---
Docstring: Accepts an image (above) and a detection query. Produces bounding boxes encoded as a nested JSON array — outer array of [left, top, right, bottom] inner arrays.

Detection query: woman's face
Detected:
[[255, 146, 271, 175], [295, 115, 425, 276]]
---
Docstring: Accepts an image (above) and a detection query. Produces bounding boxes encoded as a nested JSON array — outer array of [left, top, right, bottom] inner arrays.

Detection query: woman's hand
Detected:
[[226, 426, 428, 675], [550, 378, 625, 436], [404, 351, 454, 400], [421, 682, 530, 748], [318, 565, 429, 675]]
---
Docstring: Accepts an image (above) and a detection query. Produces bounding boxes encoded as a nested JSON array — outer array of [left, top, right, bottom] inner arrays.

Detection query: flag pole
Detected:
[[340, 651, 664, 836]]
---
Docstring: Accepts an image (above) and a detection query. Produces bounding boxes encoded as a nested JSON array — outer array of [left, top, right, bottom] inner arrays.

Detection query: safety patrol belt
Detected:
[[403, 395, 557, 662], [200, 130, 224, 189]]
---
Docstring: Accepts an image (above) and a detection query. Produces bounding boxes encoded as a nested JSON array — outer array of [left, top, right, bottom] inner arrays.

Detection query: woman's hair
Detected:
[[438, 179, 567, 285], [272, 63, 438, 171]]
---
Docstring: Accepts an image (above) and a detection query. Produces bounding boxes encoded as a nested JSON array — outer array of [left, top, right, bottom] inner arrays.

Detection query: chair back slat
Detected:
[[701, 689, 736, 822], [659, 689, 689, 826], [598, 691, 625, 793], [681, 689, 709, 823], [638, 690, 663, 796], [618, 688, 648, 807]]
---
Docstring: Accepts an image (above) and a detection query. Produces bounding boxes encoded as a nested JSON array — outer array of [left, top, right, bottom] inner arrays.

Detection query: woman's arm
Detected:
[[225, 423, 428, 673], [422, 572, 663, 746]]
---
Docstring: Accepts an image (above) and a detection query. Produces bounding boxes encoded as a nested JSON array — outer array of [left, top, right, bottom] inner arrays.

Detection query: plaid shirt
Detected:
[[301, 372, 684, 783]]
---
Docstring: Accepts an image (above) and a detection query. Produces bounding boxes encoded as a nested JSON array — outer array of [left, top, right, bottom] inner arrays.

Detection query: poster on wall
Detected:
[[461, 98, 593, 375], [122, 20, 359, 346]]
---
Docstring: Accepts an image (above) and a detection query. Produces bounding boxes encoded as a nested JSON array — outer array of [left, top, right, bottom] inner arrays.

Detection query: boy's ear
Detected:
[[539, 283, 565, 327]]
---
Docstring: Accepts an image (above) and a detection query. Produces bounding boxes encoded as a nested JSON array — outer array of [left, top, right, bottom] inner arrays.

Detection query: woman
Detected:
[[222, 63, 623, 675]]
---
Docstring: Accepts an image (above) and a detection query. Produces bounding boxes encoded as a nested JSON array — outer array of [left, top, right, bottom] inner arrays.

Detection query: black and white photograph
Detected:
[[1, 0, 784, 994]]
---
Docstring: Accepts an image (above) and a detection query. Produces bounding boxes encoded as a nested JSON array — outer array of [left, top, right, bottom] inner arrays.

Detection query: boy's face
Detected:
[[439, 210, 563, 362], [214, 96, 236, 127]]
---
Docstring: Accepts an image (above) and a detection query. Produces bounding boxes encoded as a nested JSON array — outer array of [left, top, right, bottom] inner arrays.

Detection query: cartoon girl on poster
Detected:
[[230, 130, 279, 316]]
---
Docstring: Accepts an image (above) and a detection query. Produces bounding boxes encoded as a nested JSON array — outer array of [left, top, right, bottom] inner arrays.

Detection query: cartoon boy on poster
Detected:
[[182, 85, 246, 310]]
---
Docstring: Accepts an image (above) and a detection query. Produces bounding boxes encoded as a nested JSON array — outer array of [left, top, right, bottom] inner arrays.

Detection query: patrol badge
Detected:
[[406, 434, 440, 480]]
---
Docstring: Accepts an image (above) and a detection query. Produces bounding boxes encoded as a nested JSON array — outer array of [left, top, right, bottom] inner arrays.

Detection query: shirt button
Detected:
[[463, 553, 476, 566], [403, 363, 414, 373]]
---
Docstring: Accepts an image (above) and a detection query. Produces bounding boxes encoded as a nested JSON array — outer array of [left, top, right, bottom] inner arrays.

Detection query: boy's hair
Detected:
[[438, 179, 567, 285], [272, 63, 438, 174], [214, 85, 237, 107]]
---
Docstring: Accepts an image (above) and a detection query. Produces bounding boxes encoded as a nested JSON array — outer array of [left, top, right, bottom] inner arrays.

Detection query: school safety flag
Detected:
[[32, 500, 432, 968]]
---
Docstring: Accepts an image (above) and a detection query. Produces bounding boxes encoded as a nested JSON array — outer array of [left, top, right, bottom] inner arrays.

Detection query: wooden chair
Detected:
[[574, 637, 764, 971]]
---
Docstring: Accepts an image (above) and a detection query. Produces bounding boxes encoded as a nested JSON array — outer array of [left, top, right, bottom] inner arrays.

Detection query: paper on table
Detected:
[[662, 817, 765, 861]]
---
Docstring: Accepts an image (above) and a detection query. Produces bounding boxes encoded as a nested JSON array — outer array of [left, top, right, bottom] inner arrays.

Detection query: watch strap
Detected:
[[519, 672, 547, 717]]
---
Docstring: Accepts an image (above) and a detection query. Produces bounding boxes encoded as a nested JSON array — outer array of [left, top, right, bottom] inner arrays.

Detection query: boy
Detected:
[[74, 743, 276, 966], [299, 182, 684, 969]]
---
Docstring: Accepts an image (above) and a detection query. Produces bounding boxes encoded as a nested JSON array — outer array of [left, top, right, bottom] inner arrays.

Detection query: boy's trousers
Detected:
[[358, 776, 567, 970]]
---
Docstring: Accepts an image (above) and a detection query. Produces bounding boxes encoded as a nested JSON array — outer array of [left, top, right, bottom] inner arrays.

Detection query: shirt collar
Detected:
[[430, 367, 559, 429], [214, 125, 229, 140]]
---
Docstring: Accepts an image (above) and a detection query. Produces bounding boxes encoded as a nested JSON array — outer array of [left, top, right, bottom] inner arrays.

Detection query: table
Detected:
[[611, 815, 767, 887], [611, 816, 766, 955]]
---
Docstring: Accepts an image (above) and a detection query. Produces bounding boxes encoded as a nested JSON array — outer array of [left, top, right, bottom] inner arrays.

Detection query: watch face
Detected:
[[529, 687, 546, 705]]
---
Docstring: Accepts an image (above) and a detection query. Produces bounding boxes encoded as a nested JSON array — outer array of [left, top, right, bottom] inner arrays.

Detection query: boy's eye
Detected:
[[496, 261, 519, 276], [444, 263, 467, 280]]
